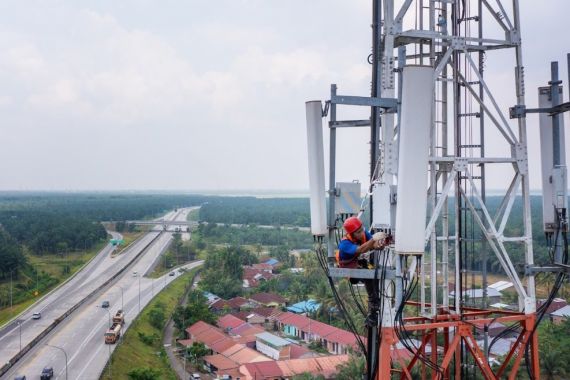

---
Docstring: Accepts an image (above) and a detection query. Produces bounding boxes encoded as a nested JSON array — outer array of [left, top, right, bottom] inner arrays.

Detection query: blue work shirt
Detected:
[[338, 230, 372, 262]]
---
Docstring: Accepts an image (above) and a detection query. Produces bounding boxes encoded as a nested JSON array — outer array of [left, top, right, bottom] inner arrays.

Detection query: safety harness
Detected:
[[336, 233, 368, 268]]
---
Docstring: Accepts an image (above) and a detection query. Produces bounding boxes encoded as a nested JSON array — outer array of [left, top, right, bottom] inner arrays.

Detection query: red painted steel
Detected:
[[375, 305, 540, 379]]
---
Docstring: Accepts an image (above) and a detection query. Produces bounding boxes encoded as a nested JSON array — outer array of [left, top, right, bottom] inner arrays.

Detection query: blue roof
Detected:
[[265, 258, 279, 266], [286, 299, 320, 314]]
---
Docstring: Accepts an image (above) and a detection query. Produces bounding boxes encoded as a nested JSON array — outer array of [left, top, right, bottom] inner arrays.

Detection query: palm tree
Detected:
[[314, 281, 336, 322], [541, 349, 566, 380], [335, 351, 365, 380]]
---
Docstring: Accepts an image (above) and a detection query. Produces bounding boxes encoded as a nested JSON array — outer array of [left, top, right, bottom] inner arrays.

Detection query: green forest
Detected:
[[197, 195, 559, 275], [0, 192, 211, 279]]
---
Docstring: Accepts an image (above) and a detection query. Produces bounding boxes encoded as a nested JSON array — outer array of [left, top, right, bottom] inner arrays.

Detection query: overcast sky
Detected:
[[0, 0, 568, 192]]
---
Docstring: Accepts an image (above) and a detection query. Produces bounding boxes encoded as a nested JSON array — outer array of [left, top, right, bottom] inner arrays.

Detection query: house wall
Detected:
[[279, 345, 291, 360], [256, 340, 281, 360], [282, 324, 297, 337], [552, 315, 569, 325]]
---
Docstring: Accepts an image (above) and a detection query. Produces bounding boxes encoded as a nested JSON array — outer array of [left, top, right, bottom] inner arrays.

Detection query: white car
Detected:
[[132, 271, 138, 277], [32, 312, 41, 320]]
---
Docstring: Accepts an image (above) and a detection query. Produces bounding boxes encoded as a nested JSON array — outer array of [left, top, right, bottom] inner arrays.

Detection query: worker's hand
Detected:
[[372, 232, 387, 242]]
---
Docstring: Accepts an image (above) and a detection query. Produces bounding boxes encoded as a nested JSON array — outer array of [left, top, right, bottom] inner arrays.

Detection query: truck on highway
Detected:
[[105, 322, 122, 344], [112, 309, 125, 324], [104, 310, 125, 344]]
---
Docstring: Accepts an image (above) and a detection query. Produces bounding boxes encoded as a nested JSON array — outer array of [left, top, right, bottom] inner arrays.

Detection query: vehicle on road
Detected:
[[105, 322, 122, 344], [132, 271, 138, 277], [101, 300, 110, 308], [169, 271, 175, 276], [113, 309, 125, 324], [40, 367, 54, 379], [103, 309, 125, 344], [14, 376, 26, 380], [32, 312, 41, 320], [191, 374, 201, 380]]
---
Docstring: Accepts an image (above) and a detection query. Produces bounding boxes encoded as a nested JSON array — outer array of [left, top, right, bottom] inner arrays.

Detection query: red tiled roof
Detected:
[[241, 361, 283, 378], [289, 344, 314, 359], [178, 338, 193, 347], [210, 338, 238, 354], [240, 356, 349, 379], [324, 329, 362, 346], [250, 292, 286, 305], [219, 368, 243, 379], [186, 320, 213, 336], [232, 311, 255, 321], [276, 312, 312, 329], [222, 344, 270, 364], [307, 320, 338, 338], [252, 307, 284, 319], [203, 354, 239, 371], [314, 355, 350, 377], [231, 323, 265, 337], [186, 321, 229, 348], [276, 311, 363, 347], [234, 334, 258, 345], [227, 296, 249, 309], [198, 328, 229, 347], [218, 314, 246, 330], [210, 299, 231, 310], [243, 267, 275, 281], [278, 357, 319, 376]]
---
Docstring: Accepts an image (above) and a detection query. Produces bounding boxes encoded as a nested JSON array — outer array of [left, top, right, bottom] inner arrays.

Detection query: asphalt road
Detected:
[[1, 208, 201, 380]]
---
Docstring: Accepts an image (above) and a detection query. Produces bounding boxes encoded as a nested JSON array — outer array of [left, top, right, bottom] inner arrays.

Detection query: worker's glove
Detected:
[[372, 232, 387, 242]]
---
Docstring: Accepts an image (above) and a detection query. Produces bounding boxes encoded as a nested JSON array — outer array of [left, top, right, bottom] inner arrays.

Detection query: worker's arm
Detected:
[[355, 239, 383, 254]]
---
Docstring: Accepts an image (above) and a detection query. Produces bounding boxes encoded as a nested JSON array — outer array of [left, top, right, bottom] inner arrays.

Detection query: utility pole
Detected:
[[10, 269, 13, 312], [18, 321, 21, 352], [45, 343, 68, 380], [138, 275, 141, 314]]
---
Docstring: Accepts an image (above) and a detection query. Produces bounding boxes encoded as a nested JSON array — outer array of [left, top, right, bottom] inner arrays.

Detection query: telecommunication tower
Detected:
[[305, 1, 570, 378]]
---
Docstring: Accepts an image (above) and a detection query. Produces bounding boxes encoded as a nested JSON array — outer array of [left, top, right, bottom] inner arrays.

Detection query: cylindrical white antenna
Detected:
[[395, 66, 434, 255], [305, 100, 327, 236]]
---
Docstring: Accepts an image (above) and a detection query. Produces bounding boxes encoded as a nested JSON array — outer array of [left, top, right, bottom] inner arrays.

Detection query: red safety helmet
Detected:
[[343, 217, 362, 234]]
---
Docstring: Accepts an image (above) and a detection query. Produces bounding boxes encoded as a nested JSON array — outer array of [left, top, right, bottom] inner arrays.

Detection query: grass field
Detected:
[[186, 208, 200, 222], [0, 241, 107, 326], [101, 268, 198, 380], [111, 231, 145, 256]]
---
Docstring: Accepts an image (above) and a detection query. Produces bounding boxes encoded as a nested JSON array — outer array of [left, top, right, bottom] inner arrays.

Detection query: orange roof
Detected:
[[276, 312, 312, 329], [276, 355, 349, 378], [210, 338, 237, 354], [231, 323, 264, 337], [218, 314, 246, 330], [218, 368, 244, 379], [278, 358, 319, 376], [186, 320, 214, 336], [308, 320, 338, 337], [325, 329, 362, 346], [315, 355, 349, 377], [222, 344, 270, 364], [178, 338, 193, 346], [289, 344, 314, 359], [203, 354, 239, 371], [240, 361, 283, 379], [227, 296, 250, 308], [250, 292, 286, 305]]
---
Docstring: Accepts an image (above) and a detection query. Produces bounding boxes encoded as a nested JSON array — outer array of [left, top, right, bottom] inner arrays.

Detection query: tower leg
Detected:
[[377, 327, 396, 380]]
